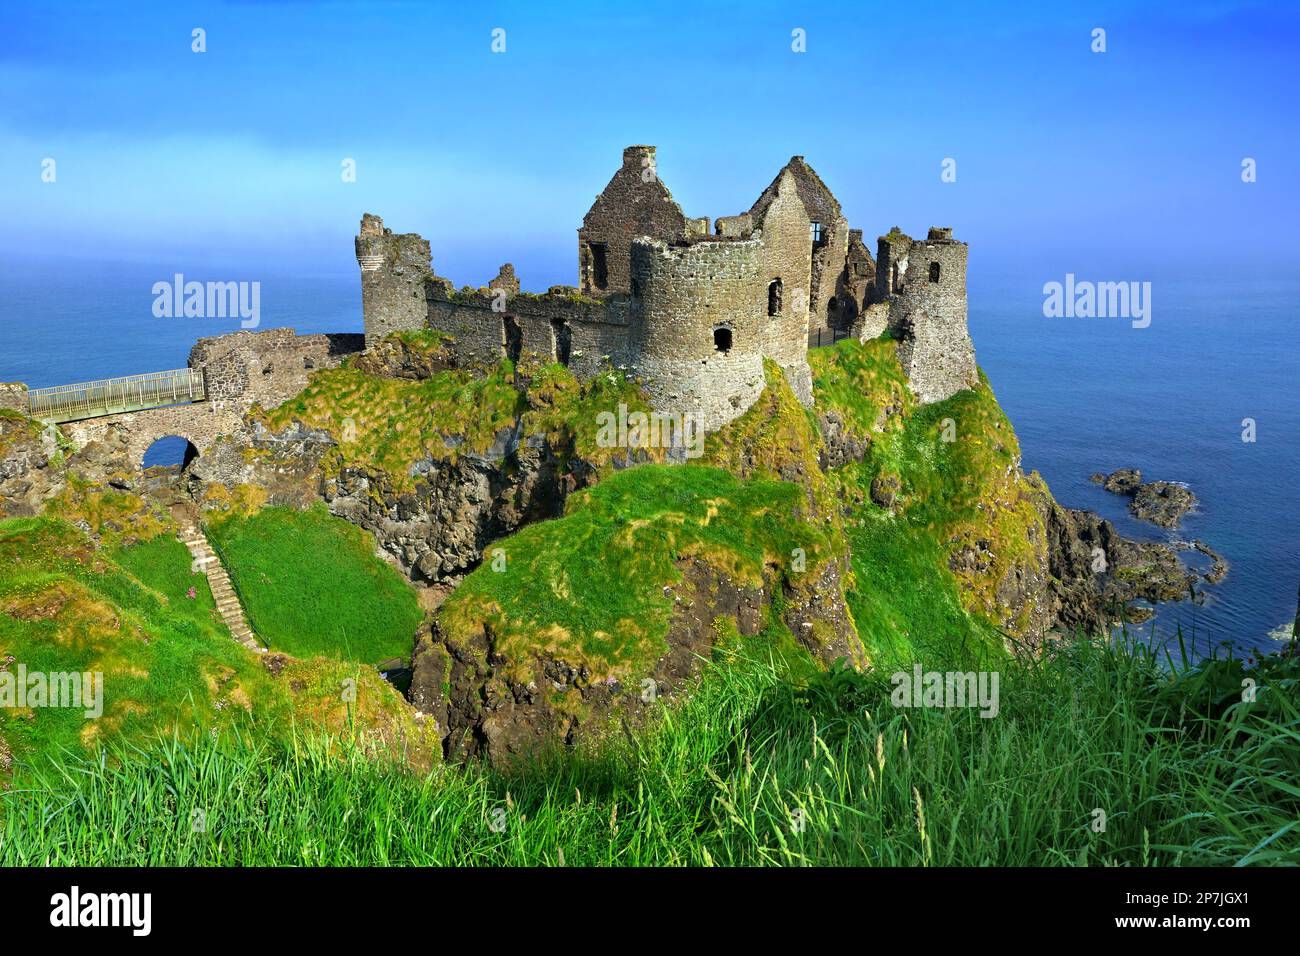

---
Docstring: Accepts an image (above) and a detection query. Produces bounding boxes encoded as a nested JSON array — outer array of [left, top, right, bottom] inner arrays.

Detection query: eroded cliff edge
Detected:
[[0, 333, 1211, 764]]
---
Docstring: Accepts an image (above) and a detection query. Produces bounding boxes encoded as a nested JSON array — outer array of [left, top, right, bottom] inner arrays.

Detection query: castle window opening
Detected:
[[892, 263, 903, 293], [551, 318, 572, 366], [589, 242, 609, 291], [503, 315, 523, 364], [768, 278, 783, 316], [713, 326, 733, 354], [929, 262, 941, 283], [828, 296, 838, 321], [810, 221, 823, 245]]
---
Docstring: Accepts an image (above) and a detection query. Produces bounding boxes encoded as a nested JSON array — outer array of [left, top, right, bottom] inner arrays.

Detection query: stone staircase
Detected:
[[179, 524, 264, 652]]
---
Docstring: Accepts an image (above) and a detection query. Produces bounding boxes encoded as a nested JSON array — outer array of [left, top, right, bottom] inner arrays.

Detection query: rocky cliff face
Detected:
[[82, 336, 1217, 765], [0, 413, 64, 517], [187, 409, 605, 590], [409, 552, 860, 762], [1028, 476, 1199, 632]]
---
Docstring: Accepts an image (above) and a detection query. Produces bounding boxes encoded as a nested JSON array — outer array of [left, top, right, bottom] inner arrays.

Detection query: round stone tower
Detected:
[[629, 236, 768, 431]]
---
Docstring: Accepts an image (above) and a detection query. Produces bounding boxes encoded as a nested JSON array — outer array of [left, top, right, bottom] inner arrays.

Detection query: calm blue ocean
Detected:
[[1, 256, 1296, 657]]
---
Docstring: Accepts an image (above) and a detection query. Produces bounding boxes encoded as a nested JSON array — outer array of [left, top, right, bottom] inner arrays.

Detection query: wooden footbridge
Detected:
[[25, 368, 207, 424]]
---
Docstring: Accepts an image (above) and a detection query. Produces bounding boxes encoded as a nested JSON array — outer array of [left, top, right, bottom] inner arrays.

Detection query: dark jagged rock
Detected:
[[1091, 468, 1142, 495], [1030, 476, 1198, 634], [1093, 467, 1198, 528], [1192, 540, 1229, 584], [409, 555, 862, 764], [1131, 481, 1197, 528]]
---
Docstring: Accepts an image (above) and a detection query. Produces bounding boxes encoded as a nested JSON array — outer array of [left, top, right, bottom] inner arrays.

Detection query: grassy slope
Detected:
[[810, 337, 1046, 668], [206, 505, 421, 665], [0, 502, 436, 777], [3, 639, 1295, 865], [439, 464, 835, 682], [439, 339, 1028, 687], [4, 340, 1295, 865]]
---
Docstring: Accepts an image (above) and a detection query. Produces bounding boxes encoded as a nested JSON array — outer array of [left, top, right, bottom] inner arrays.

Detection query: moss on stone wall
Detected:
[[253, 361, 524, 489]]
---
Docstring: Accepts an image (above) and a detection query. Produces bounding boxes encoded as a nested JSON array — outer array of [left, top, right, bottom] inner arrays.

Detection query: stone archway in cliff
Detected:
[[142, 434, 200, 471]]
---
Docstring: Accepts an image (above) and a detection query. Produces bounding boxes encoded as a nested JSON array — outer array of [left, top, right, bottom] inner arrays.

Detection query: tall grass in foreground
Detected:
[[1, 638, 1296, 866]]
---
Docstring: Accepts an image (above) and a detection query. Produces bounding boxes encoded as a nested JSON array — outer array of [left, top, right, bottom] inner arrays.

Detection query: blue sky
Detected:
[[1, 0, 1296, 288]]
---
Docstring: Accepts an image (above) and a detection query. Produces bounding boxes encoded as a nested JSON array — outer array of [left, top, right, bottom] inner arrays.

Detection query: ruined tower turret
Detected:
[[629, 236, 768, 431], [876, 226, 978, 404], [356, 213, 433, 347]]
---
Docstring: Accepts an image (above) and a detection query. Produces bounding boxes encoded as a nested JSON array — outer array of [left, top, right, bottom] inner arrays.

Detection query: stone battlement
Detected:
[[356, 146, 978, 428]]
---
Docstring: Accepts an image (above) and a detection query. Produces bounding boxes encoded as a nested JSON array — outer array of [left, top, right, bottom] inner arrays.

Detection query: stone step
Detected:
[[177, 526, 263, 651]]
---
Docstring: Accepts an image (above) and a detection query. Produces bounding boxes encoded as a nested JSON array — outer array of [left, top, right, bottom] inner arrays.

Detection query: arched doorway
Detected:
[[143, 435, 200, 471]]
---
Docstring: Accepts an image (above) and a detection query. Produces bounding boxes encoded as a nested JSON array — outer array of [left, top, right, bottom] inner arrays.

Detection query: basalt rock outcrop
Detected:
[[1034, 480, 1200, 631], [1091, 468, 1198, 528], [324, 431, 589, 585], [409, 553, 861, 763]]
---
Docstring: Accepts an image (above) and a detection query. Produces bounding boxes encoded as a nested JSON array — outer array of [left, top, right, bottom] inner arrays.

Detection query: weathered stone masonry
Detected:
[[874, 226, 978, 404], [7, 148, 974, 487], [356, 145, 977, 430], [60, 329, 362, 465]]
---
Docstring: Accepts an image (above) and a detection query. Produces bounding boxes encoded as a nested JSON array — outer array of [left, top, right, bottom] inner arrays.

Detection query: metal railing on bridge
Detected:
[[809, 327, 852, 349], [26, 368, 207, 424]]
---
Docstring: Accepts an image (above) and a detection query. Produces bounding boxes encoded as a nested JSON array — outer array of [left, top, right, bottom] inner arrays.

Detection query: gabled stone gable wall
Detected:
[[577, 146, 688, 298], [751, 169, 814, 405]]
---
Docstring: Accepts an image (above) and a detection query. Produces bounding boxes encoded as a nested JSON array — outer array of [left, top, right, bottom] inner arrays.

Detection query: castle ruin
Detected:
[[352, 145, 978, 429]]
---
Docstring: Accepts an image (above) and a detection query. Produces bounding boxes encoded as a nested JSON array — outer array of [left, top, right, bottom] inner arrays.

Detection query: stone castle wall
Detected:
[[750, 168, 815, 404], [629, 237, 767, 430], [426, 282, 635, 380], [355, 148, 978, 430], [879, 227, 977, 404], [0, 383, 27, 414], [356, 214, 433, 347], [60, 328, 361, 467]]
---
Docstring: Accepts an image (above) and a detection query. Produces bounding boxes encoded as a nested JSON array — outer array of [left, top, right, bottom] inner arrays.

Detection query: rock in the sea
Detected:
[[1131, 480, 1196, 528], [1093, 468, 1197, 528], [1092, 467, 1143, 495]]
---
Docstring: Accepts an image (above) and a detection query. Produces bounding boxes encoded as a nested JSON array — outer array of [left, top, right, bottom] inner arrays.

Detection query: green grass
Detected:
[[254, 352, 660, 493], [206, 505, 421, 666], [0, 514, 439, 774], [0, 516, 253, 768], [256, 360, 524, 490], [439, 464, 837, 680], [2, 637, 1295, 866], [811, 337, 1050, 647]]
